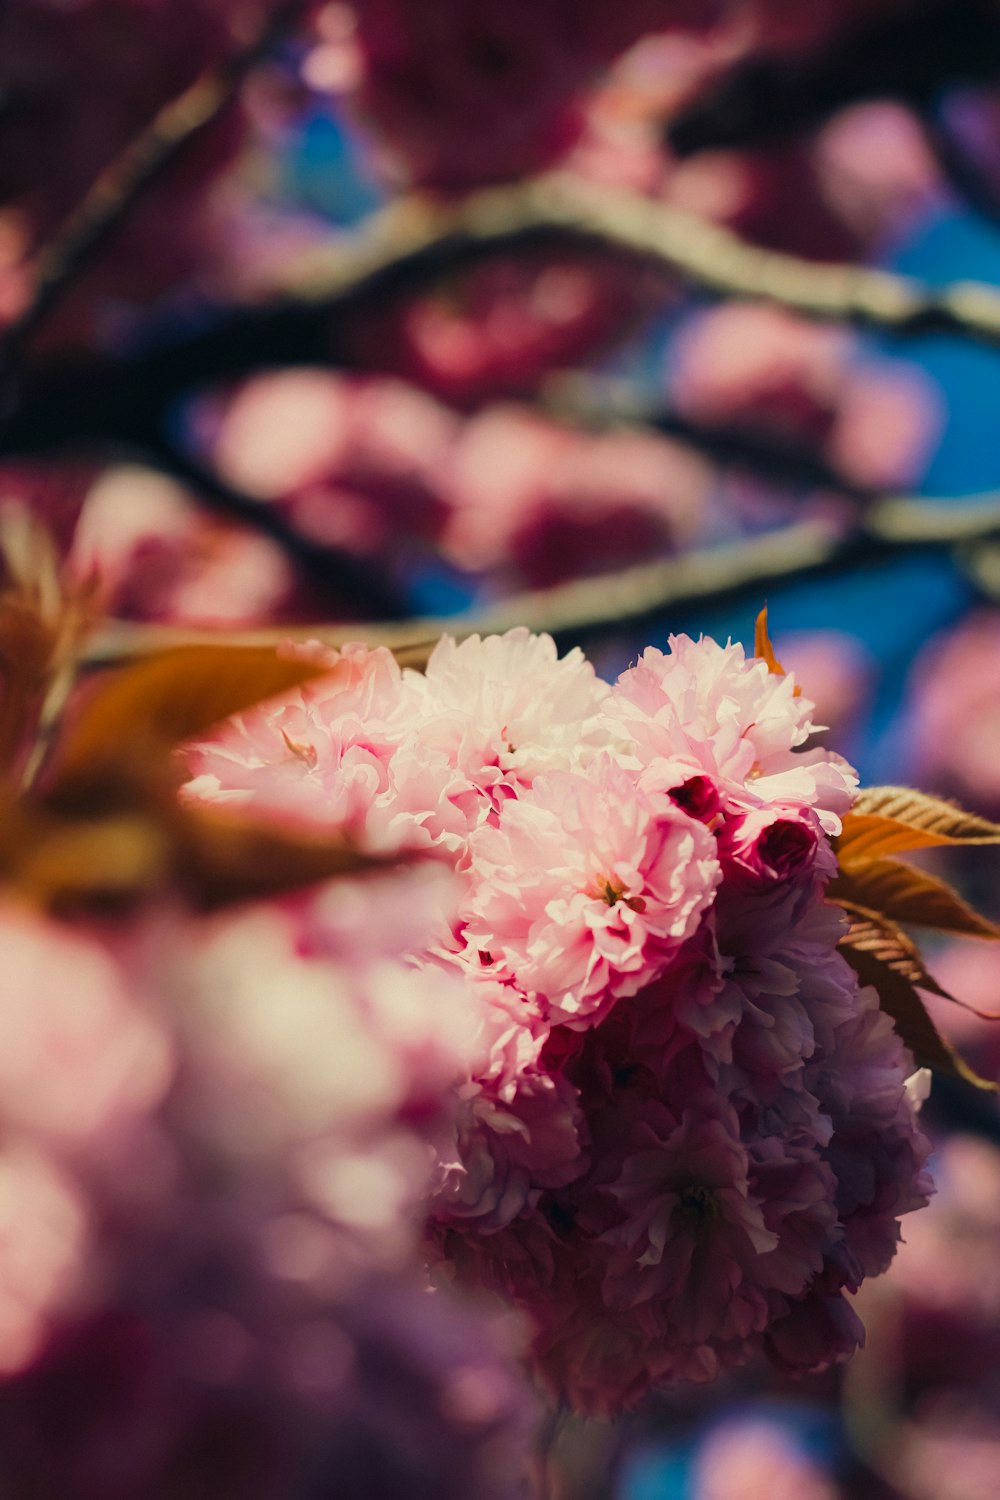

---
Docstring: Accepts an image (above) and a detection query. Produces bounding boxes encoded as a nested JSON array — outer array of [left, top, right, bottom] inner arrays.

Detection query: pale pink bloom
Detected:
[[183, 641, 406, 825], [829, 361, 942, 491], [430, 972, 585, 1230], [143, 869, 474, 1256], [0, 904, 171, 1152], [814, 101, 942, 252], [906, 611, 1000, 812], [693, 1418, 842, 1500], [0, 1144, 89, 1376], [210, 370, 457, 553], [183, 641, 475, 852], [70, 465, 296, 627], [443, 405, 707, 584], [672, 304, 850, 443], [463, 754, 720, 1026], [607, 633, 858, 832], [400, 628, 613, 803], [671, 301, 941, 489], [164, 882, 468, 1152], [211, 369, 356, 498], [778, 630, 876, 745]]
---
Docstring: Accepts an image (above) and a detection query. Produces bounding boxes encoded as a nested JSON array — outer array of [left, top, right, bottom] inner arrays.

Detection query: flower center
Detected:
[[678, 1185, 719, 1227], [590, 876, 646, 913], [280, 730, 318, 768]]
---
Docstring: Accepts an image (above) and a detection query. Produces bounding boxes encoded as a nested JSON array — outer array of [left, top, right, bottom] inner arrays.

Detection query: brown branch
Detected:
[[541, 376, 879, 504], [10, 170, 1000, 468], [79, 488, 1000, 667], [144, 437, 413, 620], [0, 0, 312, 370], [271, 172, 1000, 349]]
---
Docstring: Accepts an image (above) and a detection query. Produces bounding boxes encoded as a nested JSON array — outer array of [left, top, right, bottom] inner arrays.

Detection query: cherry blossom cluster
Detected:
[[184, 626, 933, 1414], [0, 871, 536, 1497]]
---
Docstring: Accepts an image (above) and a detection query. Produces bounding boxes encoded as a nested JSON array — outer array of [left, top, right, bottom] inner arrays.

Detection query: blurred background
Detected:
[[6, 2, 1000, 1495]]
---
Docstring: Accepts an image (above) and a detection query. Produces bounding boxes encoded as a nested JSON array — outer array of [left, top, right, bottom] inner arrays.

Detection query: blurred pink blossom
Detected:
[[671, 304, 941, 490], [906, 611, 1000, 813]]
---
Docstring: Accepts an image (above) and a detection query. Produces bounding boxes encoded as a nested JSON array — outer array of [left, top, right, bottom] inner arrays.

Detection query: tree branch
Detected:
[[542, 377, 878, 504], [9, 171, 1000, 469], [145, 437, 413, 620], [0, 0, 313, 371], [80, 488, 1000, 666]]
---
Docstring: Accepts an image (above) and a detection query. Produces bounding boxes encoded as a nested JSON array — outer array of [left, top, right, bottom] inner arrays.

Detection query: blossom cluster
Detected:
[[0, 872, 536, 1498], [185, 626, 933, 1414]]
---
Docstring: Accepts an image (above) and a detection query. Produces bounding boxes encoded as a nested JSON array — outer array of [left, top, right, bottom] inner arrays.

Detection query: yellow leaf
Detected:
[[18, 816, 172, 910], [54, 644, 336, 784], [0, 603, 56, 768], [828, 859, 1000, 940], [754, 605, 785, 676], [837, 787, 1000, 866], [838, 904, 996, 1090]]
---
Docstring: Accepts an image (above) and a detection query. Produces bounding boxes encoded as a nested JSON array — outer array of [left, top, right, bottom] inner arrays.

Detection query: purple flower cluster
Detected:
[[186, 627, 933, 1415]]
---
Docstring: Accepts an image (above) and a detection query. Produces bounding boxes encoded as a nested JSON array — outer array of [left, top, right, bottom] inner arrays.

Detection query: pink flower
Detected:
[[400, 629, 612, 809], [159, 871, 468, 1146], [693, 1417, 842, 1500], [443, 407, 707, 585], [600, 1101, 782, 1344], [721, 804, 834, 885], [906, 611, 1000, 813], [183, 642, 473, 853], [671, 302, 941, 490], [70, 466, 298, 627], [462, 754, 720, 1026], [0, 905, 171, 1152], [0, 1145, 89, 1377], [808, 985, 933, 1288], [607, 634, 858, 834], [429, 972, 585, 1230], [183, 641, 407, 832]]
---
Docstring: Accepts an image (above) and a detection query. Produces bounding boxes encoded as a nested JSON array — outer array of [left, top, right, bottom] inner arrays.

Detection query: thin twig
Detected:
[[0, 0, 312, 369], [146, 438, 413, 620], [79, 488, 1000, 667]]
